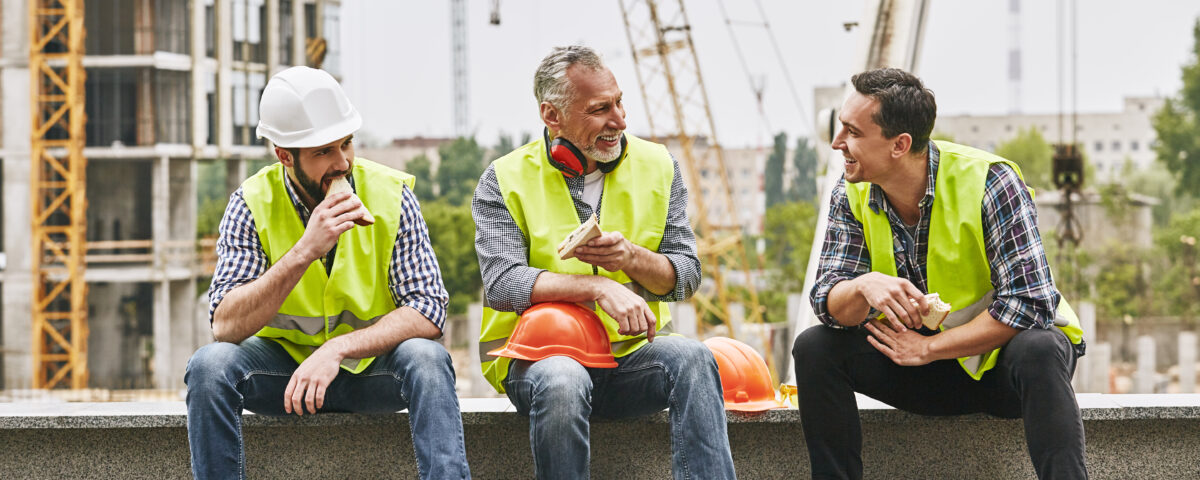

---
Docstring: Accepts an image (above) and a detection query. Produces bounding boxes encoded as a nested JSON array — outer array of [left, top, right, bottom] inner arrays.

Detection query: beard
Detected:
[[586, 132, 624, 164], [293, 157, 349, 203]]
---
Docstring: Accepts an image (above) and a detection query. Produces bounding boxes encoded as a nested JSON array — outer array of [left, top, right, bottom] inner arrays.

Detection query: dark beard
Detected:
[[293, 162, 327, 203]]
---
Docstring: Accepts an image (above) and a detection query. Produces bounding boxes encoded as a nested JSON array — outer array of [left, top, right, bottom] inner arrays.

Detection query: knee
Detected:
[[528, 357, 591, 408], [1006, 328, 1071, 377], [659, 337, 719, 378], [792, 325, 834, 364], [391, 338, 454, 382], [185, 342, 241, 388]]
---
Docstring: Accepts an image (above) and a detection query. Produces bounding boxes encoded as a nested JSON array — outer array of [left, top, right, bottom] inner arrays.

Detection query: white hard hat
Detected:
[[256, 66, 362, 148]]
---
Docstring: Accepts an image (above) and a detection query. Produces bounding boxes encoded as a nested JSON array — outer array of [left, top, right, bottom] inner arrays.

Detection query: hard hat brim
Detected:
[[257, 109, 363, 149], [487, 344, 618, 368], [724, 399, 788, 412]]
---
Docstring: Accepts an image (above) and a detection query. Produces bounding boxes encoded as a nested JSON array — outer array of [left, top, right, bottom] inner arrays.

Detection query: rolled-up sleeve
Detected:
[[809, 179, 873, 328], [390, 185, 449, 332], [983, 164, 1059, 330], [648, 157, 701, 302], [472, 165, 545, 314]]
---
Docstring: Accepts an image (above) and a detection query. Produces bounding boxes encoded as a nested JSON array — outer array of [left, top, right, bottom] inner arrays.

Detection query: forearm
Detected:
[[317, 306, 441, 361], [926, 310, 1019, 360], [212, 249, 314, 343], [530, 271, 612, 304], [621, 246, 676, 296], [826, 279, 871, 327]]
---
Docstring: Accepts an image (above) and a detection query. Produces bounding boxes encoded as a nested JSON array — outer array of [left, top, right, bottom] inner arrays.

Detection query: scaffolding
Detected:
[[618, 0, 764, 333], [29, 0, 89, 389]]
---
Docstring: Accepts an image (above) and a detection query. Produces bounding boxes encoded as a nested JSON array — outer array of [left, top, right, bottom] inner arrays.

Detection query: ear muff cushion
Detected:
[[550, 140, 587, 178]]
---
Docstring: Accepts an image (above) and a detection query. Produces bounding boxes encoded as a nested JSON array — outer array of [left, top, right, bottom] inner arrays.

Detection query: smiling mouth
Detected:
[[844, 157, 858, 165], [597, 133, 621, 144]]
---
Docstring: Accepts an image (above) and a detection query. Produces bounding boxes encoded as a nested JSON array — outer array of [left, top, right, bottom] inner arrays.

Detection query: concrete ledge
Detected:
[[0, 395, 1198, 478]]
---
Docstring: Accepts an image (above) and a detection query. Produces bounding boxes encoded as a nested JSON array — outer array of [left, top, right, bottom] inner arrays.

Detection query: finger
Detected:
[[315, 382, 327, 410], [616, 314, 632, 335], [316, 191, 354, 212], [644, 306, 657, 342], [866, 334, 897, 361], [291, 380, 306, 416], [879, 305, 905, 332], [892, 296, 920, 329], [305, 381, 317, 415], [283, 376, 297, 414]]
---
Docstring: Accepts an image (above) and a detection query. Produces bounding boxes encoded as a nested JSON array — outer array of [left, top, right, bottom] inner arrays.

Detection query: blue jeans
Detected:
[[185, 336, 471, 479], [503, 335, 736, 479]]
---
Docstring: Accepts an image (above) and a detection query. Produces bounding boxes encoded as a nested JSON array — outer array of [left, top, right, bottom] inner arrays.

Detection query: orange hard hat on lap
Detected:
[[703, 337, 786, 412], [487, 302, 618, 368]]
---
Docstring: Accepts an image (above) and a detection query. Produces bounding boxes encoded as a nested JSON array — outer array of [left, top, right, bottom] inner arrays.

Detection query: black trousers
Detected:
[[792, 325, 1088, 480]]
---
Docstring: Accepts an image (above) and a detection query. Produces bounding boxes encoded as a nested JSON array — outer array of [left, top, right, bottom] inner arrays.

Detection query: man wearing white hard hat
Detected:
[[185, 66, 471, 479]]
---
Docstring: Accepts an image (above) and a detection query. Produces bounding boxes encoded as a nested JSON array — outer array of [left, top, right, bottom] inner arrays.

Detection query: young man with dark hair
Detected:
[[793, 67, 1087, 479]]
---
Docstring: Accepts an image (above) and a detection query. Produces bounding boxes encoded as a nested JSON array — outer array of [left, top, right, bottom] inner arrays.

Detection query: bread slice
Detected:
[[913, 293, 951, 330], [557, 214, 602, 260], [327, 176, 375, 226]]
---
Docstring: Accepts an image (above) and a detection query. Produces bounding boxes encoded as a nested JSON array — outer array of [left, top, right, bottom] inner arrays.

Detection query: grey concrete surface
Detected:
[[0, 395, 1197, 478]]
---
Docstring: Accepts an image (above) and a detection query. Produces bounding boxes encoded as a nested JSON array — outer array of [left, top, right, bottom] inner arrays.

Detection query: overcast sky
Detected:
[[339, 0, 1200, 149]]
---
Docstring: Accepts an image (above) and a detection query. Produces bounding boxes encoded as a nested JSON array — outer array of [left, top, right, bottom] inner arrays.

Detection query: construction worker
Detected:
[[472, 46, 736, 479], [793, 68, 1087, 479], [184, 66, 470, 479]]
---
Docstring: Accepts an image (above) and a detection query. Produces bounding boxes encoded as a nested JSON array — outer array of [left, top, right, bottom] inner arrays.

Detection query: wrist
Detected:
[[316, 336, 348, 363]]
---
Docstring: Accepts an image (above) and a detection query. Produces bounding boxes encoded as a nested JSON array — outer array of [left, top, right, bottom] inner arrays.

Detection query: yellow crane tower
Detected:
[[29, 0, 89, 389], [618, 0, 765, 335]]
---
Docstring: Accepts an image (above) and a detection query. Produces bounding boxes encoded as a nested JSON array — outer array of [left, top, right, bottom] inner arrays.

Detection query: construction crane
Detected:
[[618, 0, 765, 337], [451, 0, 470, 137], [29, 0, 89, 389]]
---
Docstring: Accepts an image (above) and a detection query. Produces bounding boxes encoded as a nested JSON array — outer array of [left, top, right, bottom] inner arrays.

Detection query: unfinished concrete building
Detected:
[[0, 0, 344, 391]]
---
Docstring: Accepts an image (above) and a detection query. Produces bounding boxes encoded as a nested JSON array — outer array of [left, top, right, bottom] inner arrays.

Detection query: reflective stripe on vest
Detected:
[[241, 157, 414, 374], [479, 134, 675, 393], [846, 141, 1084, 380]]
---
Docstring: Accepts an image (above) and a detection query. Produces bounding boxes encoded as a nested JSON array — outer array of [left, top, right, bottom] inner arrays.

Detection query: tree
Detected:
[[1153, 18, 1200, 198], [436, 137, 485, 206], [787, 137, 818, 203], [995, 126, 1053, 191], [764, 132, 787, 208], [758, 201, 818, 322], [406, 154, 435, 200], [421, 199, 481, 315]]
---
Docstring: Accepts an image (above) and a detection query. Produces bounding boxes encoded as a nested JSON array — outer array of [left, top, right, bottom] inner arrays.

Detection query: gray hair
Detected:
[[534, 46, 605, 111]]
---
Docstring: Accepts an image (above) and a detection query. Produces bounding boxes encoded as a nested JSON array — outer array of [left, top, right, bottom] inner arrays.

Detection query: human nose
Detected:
[[831, 128, 848, 150], [610, 104, 627, 131]]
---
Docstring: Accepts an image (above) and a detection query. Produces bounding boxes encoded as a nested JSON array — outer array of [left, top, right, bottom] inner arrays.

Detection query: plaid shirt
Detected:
[[472, 154, 700, 314], [811, 142, 1062, 333], [207, 170, 449, 331]]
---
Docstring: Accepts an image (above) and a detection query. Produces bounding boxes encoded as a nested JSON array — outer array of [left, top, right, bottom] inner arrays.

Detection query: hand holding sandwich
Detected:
[[292, 188, 365, 263]]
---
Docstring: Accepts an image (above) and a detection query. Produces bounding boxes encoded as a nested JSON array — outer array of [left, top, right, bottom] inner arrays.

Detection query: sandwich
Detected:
[[327, 176, 375, 226], [911, 293, 951, 330], [557, 214, 602, 260]]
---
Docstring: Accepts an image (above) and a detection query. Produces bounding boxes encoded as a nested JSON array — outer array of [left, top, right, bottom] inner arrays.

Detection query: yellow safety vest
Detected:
[[479, 134, 676, 393], [242, 158, 414, 373], [846, 141, 1084, 380]]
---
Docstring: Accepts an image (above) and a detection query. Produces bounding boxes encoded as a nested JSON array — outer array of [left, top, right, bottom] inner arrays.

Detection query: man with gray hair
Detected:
[[471, 45, 736, 478]]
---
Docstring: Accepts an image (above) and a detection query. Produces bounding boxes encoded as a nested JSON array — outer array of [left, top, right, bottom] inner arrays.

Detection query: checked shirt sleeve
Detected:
[[809, 178, 874, 329], [389, 185, 450, 332], [982, 164, 1060, 330]]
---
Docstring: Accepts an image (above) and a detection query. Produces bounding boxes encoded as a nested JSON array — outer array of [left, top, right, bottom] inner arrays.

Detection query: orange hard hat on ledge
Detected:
[[704, 337, 787, 412], [487, 302, 618, 368]]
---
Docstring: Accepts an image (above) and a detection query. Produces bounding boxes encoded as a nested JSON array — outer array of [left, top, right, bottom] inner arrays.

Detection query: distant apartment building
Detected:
[[0, 0, 343, 389]]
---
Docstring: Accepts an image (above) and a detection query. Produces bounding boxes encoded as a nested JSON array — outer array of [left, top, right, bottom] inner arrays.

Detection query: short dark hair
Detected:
[[850, 68, 936, 154]]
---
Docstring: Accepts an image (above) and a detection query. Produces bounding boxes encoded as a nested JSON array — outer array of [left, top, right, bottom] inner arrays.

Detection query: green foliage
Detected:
[[1153, 18, 1200, 198], [758, 201, 818, 322], [436, 137, 486, 206], [406, 154, 435, 200], [1090, 242, 1152, 320], [421, 199, 481, 315], [197, 161, 232, 238], [1151, 209, 1200, 319], [995, 126, 1054, 191], [787, 137, 818, 203], [765, 132, 787, 208]]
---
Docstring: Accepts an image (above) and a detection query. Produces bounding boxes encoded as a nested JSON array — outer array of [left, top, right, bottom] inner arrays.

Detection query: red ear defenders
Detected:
[[544, 128, 628, 178]]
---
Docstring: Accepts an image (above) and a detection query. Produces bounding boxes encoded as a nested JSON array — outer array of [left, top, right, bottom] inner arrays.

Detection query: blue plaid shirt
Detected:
[[811, 142, 1061, 333], [207, 170, 449, 331]]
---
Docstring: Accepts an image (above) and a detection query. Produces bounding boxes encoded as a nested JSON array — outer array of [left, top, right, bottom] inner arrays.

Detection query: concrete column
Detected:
[[169, 159, 198, 265], [671, 302, 697, 339], [265, 0, 280, 74], [168, 279, 198, 388], [1135, 335, 1156, 393], [466, 302, 489, 397], [1, 0, 33, 387], [1090, 342, 1111, 394], [1075, 301, 1096, 391], [153, 280, 171, 389], [217, 0, 233, 154], [225, 158, 247, 196], [191, 0, 209, 150], [293, 0, 307, 66], [153, 156, 170, 267], [1180, 332, 1196, 393]]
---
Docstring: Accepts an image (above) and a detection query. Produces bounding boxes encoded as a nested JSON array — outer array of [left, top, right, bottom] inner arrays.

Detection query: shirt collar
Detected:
[[866, 141, 939, 214]]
